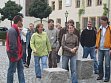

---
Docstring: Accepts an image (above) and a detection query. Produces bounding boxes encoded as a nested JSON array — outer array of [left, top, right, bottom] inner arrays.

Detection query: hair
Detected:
[[13, 15, 22, 24], [68, 25, 74, 29], [29, 23, 34, 26], [67, 19, 74, 25], [48, 19, 54, 23], [101, 16, 110, 25], [35, 23, 43, 33]]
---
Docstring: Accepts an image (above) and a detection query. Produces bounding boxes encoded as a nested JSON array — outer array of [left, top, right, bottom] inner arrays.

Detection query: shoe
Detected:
[[24, 64, 29, 68], [36, 76, 41, 79], [97, 76, 103, 80], [94, 71, 99, 74], [104, 79, 109, 82]]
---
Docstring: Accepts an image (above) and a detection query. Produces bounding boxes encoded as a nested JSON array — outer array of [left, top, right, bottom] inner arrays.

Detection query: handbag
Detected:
[[58, 34, 67, 56]]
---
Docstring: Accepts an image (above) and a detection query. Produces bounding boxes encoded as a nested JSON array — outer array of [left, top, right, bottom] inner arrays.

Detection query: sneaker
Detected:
[[104, 79, 109, 82], [97, 76, 103, 80], [24, 64, 29, 68]]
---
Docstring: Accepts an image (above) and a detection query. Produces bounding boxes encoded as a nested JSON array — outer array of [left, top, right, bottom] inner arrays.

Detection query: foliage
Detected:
[[29, 0, 52, 23], [78, 9, 85, 17], [103, 4, 109, 16], [0, 0, 22, 21]]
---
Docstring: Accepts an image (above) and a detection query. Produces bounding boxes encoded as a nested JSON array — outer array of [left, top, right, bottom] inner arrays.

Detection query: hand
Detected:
[[95, 49, 98, 53], [33, 49, 37, 53], [70, 48, 77, 53], [110, 50, 111, 55]]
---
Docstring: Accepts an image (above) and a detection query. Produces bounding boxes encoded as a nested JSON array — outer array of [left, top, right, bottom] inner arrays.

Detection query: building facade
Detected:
[[48, 0, 111, 29], [0, 0, 111, 30]]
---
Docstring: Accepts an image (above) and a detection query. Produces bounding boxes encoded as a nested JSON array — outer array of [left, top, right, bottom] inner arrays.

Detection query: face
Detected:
[[100, 20, 107, 27], [87, 21, 92, 28], [29, 24, 34, 30], [68, 25, 74, 33], [48, 21, 54, 29], [18, 20, 23, 28], [37, 24, 43, 33]]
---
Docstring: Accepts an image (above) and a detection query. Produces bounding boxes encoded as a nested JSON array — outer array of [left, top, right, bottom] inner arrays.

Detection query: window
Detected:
[[65, 0, 72, 7], [87, 0, 92, 7], [82, 17, 88, 29], [97, 17, 101, 28], [58, 0, 62, 10], [97, 0, 102, 5], [52, 1, 55, 10], [56, 18, 61, 24], [76, 0, 80, 8], [90, 17, 96, 27]]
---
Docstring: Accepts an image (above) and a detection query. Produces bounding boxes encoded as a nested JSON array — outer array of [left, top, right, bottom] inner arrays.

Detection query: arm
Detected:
[[30, 34, 36, 53], [80, 30, 85, 47], [46, 34, 52, 52], [8, 29, 18, 58]]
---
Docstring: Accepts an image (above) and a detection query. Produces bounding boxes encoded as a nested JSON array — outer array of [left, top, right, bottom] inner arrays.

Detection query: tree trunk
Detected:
[[11, 21, 12, 26], [40, 19, 42, 23]]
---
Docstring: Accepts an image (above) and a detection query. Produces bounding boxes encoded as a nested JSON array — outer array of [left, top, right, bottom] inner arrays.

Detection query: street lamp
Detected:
[[65, 11, 68, 27]]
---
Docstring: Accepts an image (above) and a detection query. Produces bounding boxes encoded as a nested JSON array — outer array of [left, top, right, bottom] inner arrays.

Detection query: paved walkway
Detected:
[[0, 44, 111, 83]]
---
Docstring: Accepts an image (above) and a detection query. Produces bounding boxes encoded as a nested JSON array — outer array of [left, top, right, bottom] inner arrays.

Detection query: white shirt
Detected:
[[21, 28, 27, 42]]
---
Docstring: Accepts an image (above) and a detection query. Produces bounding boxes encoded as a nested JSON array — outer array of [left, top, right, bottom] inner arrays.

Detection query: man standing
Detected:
[[21, 27, 27, 64], [80, 21, 98, 74], [46, 19, 59, 68], [25, 23, 35, 68], [96, 16, 111, 82], [6, 15, 25, 83]]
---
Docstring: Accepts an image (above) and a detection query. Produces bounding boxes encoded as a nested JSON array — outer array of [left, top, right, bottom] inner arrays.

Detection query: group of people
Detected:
[[80, 16, 111, 82], [6, 15, 111, 83]]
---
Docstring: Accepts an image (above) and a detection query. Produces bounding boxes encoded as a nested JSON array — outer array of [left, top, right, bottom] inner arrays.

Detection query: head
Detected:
[[18, 23, 23, 31], [35, 23, 43, 33], [100, 16, 109, 27], [67, 19, 74, 27], [87, 21, 92, 29], [29, 23, 34, 30], [68, 25, 75, 34], [55, 23, 61, 30], [48, 19, 54, 29], [13, 15, 23, 27]]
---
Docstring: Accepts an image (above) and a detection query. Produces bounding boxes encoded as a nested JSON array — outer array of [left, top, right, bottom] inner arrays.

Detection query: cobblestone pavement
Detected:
[[0, 44, 111, 83]]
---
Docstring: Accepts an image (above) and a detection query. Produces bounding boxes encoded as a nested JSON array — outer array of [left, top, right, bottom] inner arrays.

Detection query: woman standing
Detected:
[[62, 25, 79, 83], [30, 23, 51, 78]]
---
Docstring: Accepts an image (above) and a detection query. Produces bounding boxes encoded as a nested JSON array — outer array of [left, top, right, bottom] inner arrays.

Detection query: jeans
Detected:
[[62, 55, 78, 83], [83, 46, 98, 72], [98, 50, 110, 80], [7, 59, 25, 83], [22, 41, 27, 64], [34, 55, 48, 78]]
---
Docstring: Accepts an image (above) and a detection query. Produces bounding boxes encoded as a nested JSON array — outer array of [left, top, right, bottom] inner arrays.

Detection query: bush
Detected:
[[0, 27, 8, 39]]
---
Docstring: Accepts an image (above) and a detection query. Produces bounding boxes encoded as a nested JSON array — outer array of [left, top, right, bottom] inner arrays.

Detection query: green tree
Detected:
[[0, 0, 22, 25], [29, 0, 52, 23], [103, 4, 109, 16]]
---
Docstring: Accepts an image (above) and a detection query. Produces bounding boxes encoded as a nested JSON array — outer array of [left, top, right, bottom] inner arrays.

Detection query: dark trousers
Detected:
[[26, 46, 32, 66], [48, 49, 57, 68], [22, 41, 27, 64]]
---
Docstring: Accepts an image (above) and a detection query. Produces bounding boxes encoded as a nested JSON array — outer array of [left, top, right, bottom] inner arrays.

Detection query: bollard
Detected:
[[77, 58, 93, 80], [41, 68, 70, 83]]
